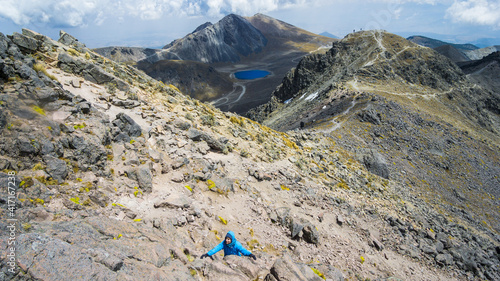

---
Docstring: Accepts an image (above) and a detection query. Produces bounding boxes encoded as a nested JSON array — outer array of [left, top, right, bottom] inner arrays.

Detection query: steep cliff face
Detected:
[[161, 14, 267, 63]]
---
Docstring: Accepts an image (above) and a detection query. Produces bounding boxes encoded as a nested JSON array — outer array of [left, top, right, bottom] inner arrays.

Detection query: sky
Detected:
[[0, 0, 499, 48]]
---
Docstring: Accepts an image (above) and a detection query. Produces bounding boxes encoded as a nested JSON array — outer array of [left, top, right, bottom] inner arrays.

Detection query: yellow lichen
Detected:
[[32, 105, 46, 116]]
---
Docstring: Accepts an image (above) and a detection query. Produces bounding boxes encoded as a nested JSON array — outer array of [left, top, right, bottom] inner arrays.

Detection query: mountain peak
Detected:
[[161, 14, 267, 63]]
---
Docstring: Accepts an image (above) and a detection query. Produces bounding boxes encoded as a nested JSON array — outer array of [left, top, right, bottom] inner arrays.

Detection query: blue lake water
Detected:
[[234, 70, 270, 80]]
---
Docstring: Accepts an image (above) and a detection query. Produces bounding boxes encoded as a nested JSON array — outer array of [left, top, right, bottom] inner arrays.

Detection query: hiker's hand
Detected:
[[249, 254, 257, 260], [200, 254, 209, 259]]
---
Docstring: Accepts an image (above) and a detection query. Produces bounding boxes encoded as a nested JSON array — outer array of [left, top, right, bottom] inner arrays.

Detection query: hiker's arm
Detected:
[[207, 242, 224, 256], [236, 243, 252, 256]]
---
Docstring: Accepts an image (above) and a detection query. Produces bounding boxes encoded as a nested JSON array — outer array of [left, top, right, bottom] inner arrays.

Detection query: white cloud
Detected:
[[446, 0, 500, 27]]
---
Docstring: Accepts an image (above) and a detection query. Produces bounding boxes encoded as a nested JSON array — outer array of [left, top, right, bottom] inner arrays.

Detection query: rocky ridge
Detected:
[[0, 29, 499, 281]]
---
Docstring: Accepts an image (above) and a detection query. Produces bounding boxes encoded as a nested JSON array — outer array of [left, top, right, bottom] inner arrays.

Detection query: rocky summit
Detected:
[[0, 28, 499, 281]]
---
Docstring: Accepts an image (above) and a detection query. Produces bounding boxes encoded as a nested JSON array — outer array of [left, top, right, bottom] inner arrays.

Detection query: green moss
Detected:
[[32, 105, 46, 116], [311, 268, 326, 280], [218, 216, 227, 225], [206, 180, 216, 190], [73, 123, 86, 130], [70, 197, 80, 205], [35, 176, 58, 185], [22, 223, 32, 231], [246, 239, 260, 250], [189, 269, 197, 276]]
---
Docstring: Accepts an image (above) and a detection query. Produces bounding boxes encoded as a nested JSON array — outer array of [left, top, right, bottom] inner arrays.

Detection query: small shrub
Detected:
[[201, 114, 216, 127], [67, 48, 80, 56], [240, 150, 249, 158], [185, 113, 194, 121], [33, 63, 58, 81]]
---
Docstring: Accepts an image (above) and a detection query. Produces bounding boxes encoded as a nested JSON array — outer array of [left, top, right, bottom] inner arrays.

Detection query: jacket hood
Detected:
[[225, 231, 237, 247]]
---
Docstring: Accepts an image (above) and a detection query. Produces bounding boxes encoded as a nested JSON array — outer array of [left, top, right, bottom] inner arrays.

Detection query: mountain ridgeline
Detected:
[[161, 14, 267, 63], [248, 33, 500, 279]]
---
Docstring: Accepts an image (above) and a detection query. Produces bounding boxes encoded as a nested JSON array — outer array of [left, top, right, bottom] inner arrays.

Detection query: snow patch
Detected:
[[304, 91, 319, 101]]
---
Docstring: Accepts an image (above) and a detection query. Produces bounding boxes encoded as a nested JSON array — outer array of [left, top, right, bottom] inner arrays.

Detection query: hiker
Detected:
[[200, 231, 257, 260]]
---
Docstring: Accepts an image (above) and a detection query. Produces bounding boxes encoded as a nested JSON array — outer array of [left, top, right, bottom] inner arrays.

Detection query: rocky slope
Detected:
[[463, 46, 500, 61], [407, 35, 478, 52], [459, 51, 500, 94], [0, 29, 499, 281], [160, 14, 267, 63], [93, 46, 159, 64], [249, 30, 500, 279], [245, 13, 335, 53], [433, 45, 470, 63], [136, 60, 234, 102]]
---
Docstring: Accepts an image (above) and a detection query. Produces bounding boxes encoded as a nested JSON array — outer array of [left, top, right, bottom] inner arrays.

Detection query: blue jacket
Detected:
[[207, 231, 252, 257]]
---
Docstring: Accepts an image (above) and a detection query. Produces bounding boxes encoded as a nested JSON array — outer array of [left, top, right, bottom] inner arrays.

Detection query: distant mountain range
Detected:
[[407, 35, 500, 63], [320, 32, 339, 39], [95, 13, 335, 113]]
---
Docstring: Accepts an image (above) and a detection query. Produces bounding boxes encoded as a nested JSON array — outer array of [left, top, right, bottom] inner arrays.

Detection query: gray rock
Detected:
[[0, 32, 10, 56], [58, 30, 86, 51], [136, 165, 152, 193], [33, 87, 59, 105], [361, 149, 390, 179], [113, 113, 142, 140], [57, 52, 86, 74], [83, 64, 114, 84], [14, 233, 117, 280], [187, 128, 226, 152], [336, 214, 345, 226], [205, 260, 248, 281], [11, 32, 38, 52], [435, 253, 453, 266], [269, 254, 320, 281], [290, 219, 305, 239], [357, 108, 381, 125], [44, 155, 68, 183], [17, 137, 37, 156], [302, 223, 320, 245], [153, 195, 192, 209]]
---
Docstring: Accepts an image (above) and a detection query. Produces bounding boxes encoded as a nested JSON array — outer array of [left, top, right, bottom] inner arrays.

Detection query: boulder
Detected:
[[187, 128, 226, 152], [268, 254, 322, 281], [14, 233, 117, 280], [0, 32, 10, 57], [204, 260, 248, 281], [302, 223, 320, 245], [58, 30, 86, 51], [224, 255, 265, 280], [113, 113, 142, 140], [360, 149, 389, 179], [44, 155, 68, 183], [153, 195, 192, 209], [136, 165, 152, 193], [10, 32, 38, 52]]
